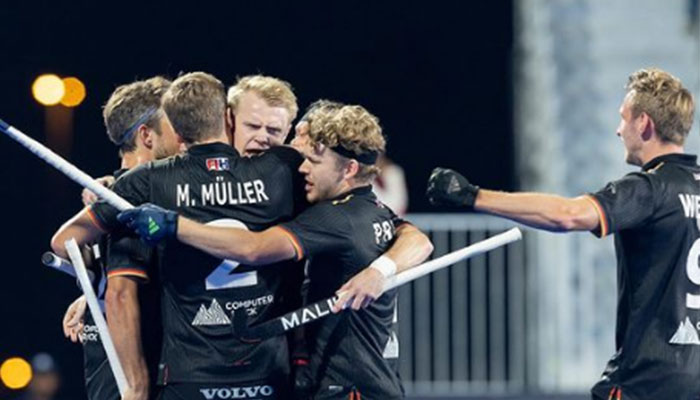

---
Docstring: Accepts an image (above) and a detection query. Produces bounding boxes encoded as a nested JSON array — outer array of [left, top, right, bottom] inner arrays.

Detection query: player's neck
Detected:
[[121, 148, 152, 169], [186, 133, 230, 149], [639, 142, 685, 166], [332, 179, 368, 198]]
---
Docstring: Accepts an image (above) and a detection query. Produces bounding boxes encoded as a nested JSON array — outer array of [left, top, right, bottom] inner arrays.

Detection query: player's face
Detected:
[[151, 114, 182, 160], [299, 144, 346, 203], [291, 120, 309, 151], [616, 93, 644, 166], [232, 91, 291, 156]]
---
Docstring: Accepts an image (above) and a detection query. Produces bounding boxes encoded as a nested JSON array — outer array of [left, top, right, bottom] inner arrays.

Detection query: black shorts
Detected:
[[312, 384, 403, 400], [157, 381, 288, 400], [591, 387, 618, 400], [85, 359, 119, 400]]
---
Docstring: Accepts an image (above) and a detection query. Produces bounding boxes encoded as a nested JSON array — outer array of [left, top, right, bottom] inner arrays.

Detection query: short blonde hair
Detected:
[[307, 104, 385, 182], [103, 76, 171, 153], [162, 72, 226, 144], [626, 68, 695, 145], [227, 75, 298, 121]]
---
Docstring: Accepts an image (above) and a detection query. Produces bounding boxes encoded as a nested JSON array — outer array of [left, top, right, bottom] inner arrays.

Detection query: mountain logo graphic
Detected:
[[669, 317, 700, 345], [192, 299, 231, 326], [382, 331, 399, 359]]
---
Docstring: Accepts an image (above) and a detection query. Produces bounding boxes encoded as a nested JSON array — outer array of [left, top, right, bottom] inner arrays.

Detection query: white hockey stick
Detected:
[[385, 227, 522, 289], [232, 227, 523, 340], [65, 238, 129, 395], [0, 119, 132, 210]]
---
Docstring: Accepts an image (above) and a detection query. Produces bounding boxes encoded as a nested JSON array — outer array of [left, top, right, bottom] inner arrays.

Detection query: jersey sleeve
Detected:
[[278, 203, 353, 261], [89, 165, 151, 231], [587, 172, 658, 237], [105, 234, 154, 283]]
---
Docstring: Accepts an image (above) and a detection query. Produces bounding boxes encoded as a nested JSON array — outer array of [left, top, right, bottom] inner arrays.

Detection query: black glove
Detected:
[[426, 167, 480, 209], [117, 203, 178, 246]]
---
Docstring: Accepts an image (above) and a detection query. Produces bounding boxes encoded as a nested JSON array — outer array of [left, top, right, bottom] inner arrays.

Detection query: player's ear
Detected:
[[638, 112, 654, 141], [139, 125, 153, 150], [226, 107, 235, 146], [344, 159, 360, 180], [226, 107, 235, 133]]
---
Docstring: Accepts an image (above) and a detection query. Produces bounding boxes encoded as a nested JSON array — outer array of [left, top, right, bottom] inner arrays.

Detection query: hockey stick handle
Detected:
[[65, 239, 129, 395], [41, 251, 95, 282], [0, 119, 133, 211]]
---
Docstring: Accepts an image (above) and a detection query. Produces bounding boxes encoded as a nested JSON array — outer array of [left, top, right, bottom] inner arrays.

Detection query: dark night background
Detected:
[[0, 2, 513, 397]]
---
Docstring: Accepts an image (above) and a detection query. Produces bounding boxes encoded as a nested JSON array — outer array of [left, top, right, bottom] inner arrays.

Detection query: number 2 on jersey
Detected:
[[204, 219, 258, 290]]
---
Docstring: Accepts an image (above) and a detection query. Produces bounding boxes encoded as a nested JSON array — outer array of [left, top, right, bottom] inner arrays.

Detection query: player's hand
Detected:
[[426, 167, 480, 209], [63, 295, 86, 343], [81, 175, 115, 206], [332, 267, 385, 312], [117, 203, 178, 246], [121, 386, 148, 400]]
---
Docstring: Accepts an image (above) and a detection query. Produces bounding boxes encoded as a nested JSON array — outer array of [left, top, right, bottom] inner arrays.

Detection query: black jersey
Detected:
[[280, 186, 405, 400], [588, 154, 700, 400], [90, 142, 306, 385]]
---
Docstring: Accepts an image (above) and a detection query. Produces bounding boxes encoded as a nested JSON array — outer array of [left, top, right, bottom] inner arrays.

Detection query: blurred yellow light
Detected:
[[32, 74, 65, 106], [60, 77, 86, 107], [1, 357, 32, 389]]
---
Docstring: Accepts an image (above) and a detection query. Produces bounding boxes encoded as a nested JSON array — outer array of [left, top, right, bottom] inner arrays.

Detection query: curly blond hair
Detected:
[[626, 68, 695, 145], [307, 104, 385, 182], [300, 99, 344, 122], [227, 75, 298, 122]]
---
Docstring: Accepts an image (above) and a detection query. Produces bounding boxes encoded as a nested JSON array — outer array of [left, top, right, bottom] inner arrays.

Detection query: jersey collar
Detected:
[[328, 185, 374, 202], [187, 142, 240, 157], [642, 153, 697, 172]]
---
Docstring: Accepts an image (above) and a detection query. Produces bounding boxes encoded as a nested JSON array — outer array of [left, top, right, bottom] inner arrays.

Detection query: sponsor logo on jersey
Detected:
[[383, 331, 399, 359], [669, 316, 700, 345], [80, 324, 101, 343], [192, 299, 232, 326], [206, 158, 230, 171], [199, 385, 274, 399], [224, 294, 274, 316]]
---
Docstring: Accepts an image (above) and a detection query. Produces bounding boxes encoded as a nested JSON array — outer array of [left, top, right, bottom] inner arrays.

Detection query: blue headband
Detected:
[[115, 107, 159, 146]]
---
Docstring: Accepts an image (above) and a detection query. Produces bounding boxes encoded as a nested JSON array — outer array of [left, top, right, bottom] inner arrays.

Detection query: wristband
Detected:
[[370, 255, 397, 278]]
